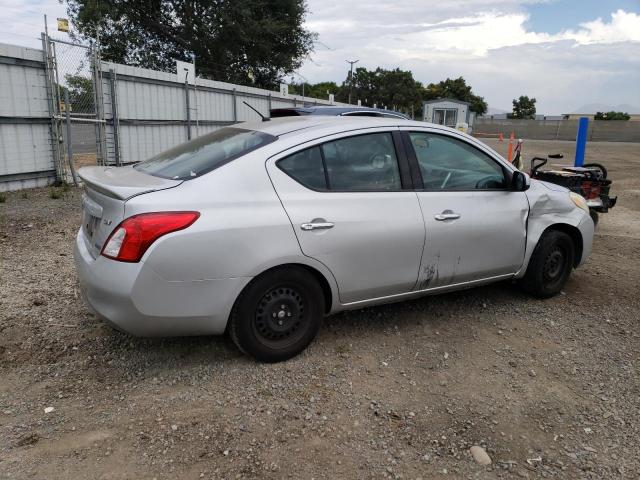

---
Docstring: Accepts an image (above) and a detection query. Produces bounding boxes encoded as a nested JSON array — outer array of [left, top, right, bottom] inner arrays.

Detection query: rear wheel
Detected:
[[519, 230, 575, 298], [229, 267, 324, 362]]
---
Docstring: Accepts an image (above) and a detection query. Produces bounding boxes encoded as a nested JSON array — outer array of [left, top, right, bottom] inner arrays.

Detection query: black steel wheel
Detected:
[[253, 286, 308, 349], [519, 230, 575, 298], [229, 267, 324, 362]]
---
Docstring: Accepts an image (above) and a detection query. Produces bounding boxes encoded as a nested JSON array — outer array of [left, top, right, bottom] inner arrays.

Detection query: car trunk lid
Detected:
[[78, 166, 182, 258]]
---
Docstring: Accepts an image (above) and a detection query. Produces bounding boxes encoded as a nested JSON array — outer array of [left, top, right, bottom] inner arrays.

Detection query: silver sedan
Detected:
[[74, 116, 594, 362]]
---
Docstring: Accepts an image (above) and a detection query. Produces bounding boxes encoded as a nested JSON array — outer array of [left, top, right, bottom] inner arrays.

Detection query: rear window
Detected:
[[134, 127, 276, 180]]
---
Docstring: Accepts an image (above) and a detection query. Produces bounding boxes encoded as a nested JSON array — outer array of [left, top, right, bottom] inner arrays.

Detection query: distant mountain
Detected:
[[571, 103, 640, 114], [487, 106, 509, 115]]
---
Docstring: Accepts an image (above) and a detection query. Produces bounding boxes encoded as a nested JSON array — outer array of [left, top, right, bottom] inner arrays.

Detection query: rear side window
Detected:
[[277, 147, 327, 190], [135, 127, 276, 180], [277, 132, 402, 191]]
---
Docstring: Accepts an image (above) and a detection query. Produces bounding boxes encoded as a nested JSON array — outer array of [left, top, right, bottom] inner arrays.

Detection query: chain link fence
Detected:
[[47, 36, 105, 183]]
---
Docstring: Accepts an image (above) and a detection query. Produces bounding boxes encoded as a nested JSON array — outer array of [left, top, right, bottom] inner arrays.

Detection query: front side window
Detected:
[[278, 132, 402, 191], [135, 127, 276, 180], [409, 132, 506, 190]]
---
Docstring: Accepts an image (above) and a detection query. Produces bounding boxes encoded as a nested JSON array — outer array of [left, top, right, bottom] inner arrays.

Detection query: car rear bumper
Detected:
[[74, 229, 250, 336]]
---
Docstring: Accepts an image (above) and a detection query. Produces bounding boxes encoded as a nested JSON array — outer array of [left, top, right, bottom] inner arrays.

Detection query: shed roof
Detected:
[[423, 98, 470, 106]]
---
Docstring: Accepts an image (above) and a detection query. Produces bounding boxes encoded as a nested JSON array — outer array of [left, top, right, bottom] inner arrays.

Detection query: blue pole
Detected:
[[574, 116, 589, 167]]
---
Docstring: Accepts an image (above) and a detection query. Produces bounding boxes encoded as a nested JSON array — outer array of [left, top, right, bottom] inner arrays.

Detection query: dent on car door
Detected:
[[403, 130, 529, 289], [266, 130, 425, 304]]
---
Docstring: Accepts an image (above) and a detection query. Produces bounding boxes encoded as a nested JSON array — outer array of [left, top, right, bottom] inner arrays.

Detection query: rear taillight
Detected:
[[101, 211, 200, 262]]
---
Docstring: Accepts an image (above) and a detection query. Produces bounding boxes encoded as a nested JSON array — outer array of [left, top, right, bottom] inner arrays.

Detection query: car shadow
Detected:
[[92, 280, 528, 375]]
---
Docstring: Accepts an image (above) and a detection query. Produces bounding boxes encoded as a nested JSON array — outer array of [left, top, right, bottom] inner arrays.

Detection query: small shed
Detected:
[[422, 99, 474, 128]]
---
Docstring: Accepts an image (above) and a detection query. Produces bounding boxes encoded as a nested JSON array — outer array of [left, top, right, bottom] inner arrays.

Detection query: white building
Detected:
[[422, 99, 475, 128]]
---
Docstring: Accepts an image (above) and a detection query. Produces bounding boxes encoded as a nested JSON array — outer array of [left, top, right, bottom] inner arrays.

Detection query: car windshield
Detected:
[[134, 127, 276, 180]]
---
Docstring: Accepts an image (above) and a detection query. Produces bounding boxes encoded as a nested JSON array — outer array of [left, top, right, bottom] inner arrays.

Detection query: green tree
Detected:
[[66, 0, 316, 89], [336, 67, 423, 115], [511, 95, 537, 119], [594, 111, 630, 120], [422, 77, 488, 115], [65, 74, 94, 113], [289, 81, 340, 100]]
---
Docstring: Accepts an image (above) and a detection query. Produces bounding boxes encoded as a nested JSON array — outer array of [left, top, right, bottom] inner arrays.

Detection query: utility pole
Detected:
[[346, 59, 359, 105]]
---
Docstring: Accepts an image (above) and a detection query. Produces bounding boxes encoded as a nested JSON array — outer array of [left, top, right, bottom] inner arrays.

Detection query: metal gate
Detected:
[[42, 34, 106, 184]]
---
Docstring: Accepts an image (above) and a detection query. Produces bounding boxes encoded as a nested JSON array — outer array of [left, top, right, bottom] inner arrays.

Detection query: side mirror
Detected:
[[511, 171, 530, 191]]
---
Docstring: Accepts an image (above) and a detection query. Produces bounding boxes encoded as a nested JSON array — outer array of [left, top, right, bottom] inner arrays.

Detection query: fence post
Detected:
[[91, 45, 106, 166], [108, 69, 121, 166], [267, 93, 272, 113], [184, 78, 192, 140], [232, 88, 237, 122], [64, 90, 78, 185], [41, 33, 64, 182]]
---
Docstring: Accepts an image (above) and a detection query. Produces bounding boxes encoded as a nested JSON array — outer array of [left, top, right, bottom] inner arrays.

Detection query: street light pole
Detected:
[[346, 59, 359, 105]]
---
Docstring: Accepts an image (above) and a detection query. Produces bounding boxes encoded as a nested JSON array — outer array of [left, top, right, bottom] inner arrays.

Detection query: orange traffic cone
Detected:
[[499, 133, 504, 142]]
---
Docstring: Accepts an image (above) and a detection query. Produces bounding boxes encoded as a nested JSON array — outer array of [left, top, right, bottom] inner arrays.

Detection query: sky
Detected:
[[1, 0, 639, 114]]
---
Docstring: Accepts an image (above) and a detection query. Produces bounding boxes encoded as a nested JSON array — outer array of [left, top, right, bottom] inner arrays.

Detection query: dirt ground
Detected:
[[1, 140, 639, 479]]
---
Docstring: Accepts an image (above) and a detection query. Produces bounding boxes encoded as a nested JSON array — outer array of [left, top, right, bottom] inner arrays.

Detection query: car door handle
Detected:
[[434, 211, 461, 221], [301, 222, 334, 231]]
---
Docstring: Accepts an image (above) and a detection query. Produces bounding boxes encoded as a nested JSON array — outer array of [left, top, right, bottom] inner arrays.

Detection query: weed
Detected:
[[21, 191, 28, 199], [49, 188, 62, 200], [0, 192, 6, 203]]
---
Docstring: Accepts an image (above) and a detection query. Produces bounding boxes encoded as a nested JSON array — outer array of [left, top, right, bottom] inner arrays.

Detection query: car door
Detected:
[[266, 130, 425, 304], [402, 129, 529, 289]]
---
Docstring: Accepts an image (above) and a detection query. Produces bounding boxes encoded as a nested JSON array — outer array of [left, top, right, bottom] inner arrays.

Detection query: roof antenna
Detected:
[[243, 101, 270, 122]]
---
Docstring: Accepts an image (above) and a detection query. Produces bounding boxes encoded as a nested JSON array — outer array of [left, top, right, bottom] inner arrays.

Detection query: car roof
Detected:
[[270, 105, 409, 119], [238, 115, 427, 137]]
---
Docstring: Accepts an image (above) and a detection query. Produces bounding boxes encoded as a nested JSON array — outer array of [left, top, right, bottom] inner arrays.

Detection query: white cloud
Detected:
[[561, 9, 640, 44], [299, 4, 640, 114], [0, 0, 70, 48]]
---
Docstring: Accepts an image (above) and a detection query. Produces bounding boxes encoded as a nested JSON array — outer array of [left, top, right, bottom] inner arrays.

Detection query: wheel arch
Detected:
[[235, 262, 336, 315], [542, 223, 583, 267], [517, 218, 585, 278]]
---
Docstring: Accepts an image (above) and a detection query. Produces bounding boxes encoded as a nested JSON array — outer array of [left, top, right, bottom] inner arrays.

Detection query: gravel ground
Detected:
[[1, 140, 639, 479]]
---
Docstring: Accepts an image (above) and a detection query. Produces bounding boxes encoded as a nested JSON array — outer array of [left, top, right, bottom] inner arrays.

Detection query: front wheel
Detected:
[[519, 230, 575, 298], [229, 267, 324, 362]]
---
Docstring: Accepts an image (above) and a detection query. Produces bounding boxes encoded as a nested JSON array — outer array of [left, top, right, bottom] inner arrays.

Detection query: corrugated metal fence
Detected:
[[0, 37, 348, 190], [100, 62, 348, 165], [475, 118, 640, 142], [0, 43, 56, 191]]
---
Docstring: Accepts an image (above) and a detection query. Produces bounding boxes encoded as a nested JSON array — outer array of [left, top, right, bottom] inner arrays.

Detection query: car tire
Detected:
[[519, 230, 575, 299], [229, 267, 324, 362]]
